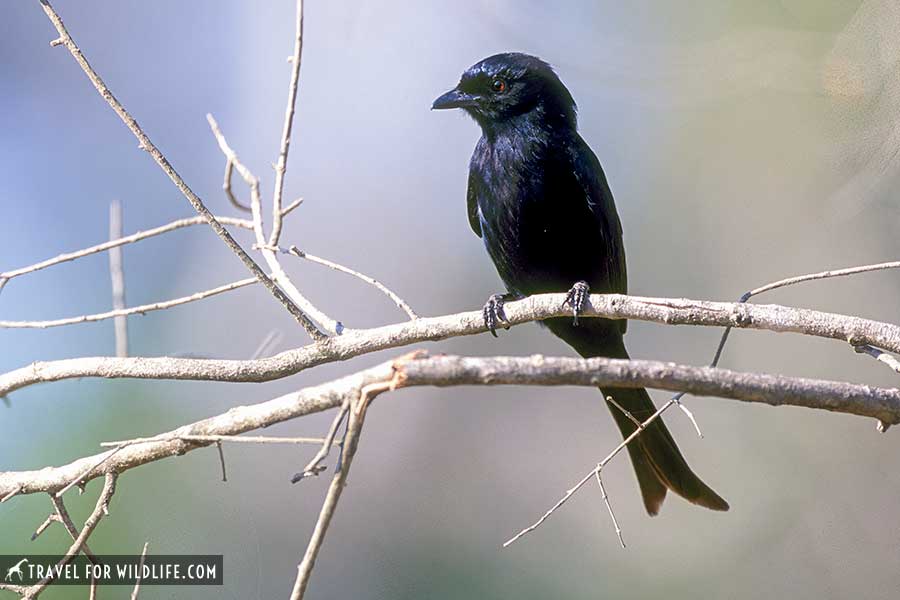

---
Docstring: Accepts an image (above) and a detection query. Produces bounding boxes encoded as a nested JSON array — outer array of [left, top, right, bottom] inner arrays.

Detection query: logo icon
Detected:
[[4, 558, 28, 582]]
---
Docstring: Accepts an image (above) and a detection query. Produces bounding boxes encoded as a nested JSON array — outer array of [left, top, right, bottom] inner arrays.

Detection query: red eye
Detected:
[[491, 79, 507, 93]]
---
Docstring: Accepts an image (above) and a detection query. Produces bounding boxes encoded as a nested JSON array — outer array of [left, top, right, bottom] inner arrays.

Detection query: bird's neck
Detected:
[[480, 103, 575, 146]]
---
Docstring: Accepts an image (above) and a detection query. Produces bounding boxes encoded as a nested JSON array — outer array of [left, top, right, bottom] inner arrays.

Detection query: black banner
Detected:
[[0, 555, 222, 586]]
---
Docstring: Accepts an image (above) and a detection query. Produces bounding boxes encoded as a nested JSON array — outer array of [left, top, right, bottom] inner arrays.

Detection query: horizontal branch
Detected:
[[0, 278, 258, 329], [0, 214, 254, 284], [2, 293, 899, 397], [0, 201, 304, 301], [1, 351, 898, 498]]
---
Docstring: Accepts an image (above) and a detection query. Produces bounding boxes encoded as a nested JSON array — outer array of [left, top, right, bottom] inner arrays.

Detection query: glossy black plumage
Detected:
[[434, 53, 728, 514]]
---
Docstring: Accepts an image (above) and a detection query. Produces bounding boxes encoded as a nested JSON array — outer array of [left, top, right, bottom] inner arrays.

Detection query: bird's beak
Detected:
[[432, 88, 476, 110]]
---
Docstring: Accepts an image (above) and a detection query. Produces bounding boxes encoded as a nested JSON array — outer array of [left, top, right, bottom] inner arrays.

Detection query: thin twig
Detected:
[[0, 277, 258, 329], [223, 160, 251, 212], [130, 542, 149, 600], [206, 114, 340, 335], [281, 245, 418, 319], [38, 0, 325, 340], [504, 397, 676, 547], [270, 0, 305, 246], [0, 214, 255, 286], [101, 434, 331, 447], [709, 260, 900, 370], [746, 260, 900, 298], [0, 583, 27, 596], [289, 377, 393, 600], [26, 473, 117, 597], [291, 402, 350, 482], [50, 495, 98, 562], [670, 392, 704, 438], [215, 441, 227, 482], [595, 471, 625, 548], [109, 200, 129, 357], [0, 485, 23, 503], [56, 445, 124, 499], [605, 395, 643, 429], [31, 513, 60, 541]]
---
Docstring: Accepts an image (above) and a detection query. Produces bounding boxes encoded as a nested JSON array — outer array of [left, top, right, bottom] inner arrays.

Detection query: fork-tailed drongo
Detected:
[[433, 52, 727, 514]]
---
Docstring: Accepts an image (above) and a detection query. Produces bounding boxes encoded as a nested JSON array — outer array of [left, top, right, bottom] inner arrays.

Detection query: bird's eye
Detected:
[[491, 79, 507, 93]]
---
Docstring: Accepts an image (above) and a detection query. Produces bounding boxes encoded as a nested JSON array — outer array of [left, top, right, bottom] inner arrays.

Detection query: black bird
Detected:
[[433, 53, 728, 515]]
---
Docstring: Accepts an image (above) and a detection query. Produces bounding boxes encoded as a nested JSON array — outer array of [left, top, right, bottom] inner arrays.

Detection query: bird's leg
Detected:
[[564, 280, 590, 326], [482, 293, 514, 337]]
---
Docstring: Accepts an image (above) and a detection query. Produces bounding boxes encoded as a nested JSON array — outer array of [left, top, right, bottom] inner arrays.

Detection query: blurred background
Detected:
[[3, 0, 900, 598]]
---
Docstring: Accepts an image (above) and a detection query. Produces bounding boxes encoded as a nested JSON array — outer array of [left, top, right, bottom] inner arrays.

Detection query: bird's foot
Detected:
[[482, 293, 512, 337], [564, 280, 590, 326]]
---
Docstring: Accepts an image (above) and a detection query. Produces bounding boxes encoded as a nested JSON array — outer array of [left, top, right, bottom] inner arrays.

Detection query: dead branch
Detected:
[[0, 278, 258, 329], [278, 244, 418, 319], [0, 214, 256, 288], [2, 351, 899, 500], [108, 200, 129, 357], [24, 473, 117, 598], [3, 293, 900, 397], [37, 0, 325, 340], [270, 0, 305, 247], [206, 114, 341, 335]]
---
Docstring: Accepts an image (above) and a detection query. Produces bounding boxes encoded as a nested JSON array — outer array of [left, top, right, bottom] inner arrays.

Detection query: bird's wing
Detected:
[[569, 135, 628, 295], [466, 167, 483, 238]]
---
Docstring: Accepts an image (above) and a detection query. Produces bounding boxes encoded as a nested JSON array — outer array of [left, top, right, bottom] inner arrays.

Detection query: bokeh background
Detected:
[[3, 0, 900, 598]]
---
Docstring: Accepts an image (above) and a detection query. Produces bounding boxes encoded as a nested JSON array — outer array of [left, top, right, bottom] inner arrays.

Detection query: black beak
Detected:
[[432, 88, 477, 110]]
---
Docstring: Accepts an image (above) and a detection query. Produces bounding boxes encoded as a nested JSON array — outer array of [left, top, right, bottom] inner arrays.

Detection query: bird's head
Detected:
[[432, 53, 576, 131]]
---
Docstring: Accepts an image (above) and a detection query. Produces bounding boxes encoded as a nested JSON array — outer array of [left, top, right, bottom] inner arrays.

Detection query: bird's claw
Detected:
[[564, 281, 590, 326], [483, 293, 510, 337]]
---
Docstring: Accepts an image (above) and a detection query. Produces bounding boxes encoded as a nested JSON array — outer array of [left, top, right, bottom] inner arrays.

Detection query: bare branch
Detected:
[[0, 485, 23, 503], [4, 351, 900, 499], [109, 200, 129, 357], [653, 261, 900, 446], [708, 260, 900, 370], [0, 583, 27, 596], [31, 513, 60, 541], [0, 278, 258, 329], [223, 160, 251, 212], [55, 446, 122, 498], [130, 542, 149, 600], [101, 434, 330, 447], [281, 245, 418, 319], [270, 0, 305, 246], [3, 293, 900, 397], [0, 203, 299, 291], [0, 214, 255, 286], [504, 390, 677, 547], [595, 471, 625, 548], [25, 473, 117, 598], [291, 402, 350, 482], [206, 114, 340, 334], [745, 260, 900, 299], [37, 0, 325, 340], [50, 495, 98, 562], [289, 375, 394, 600]]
